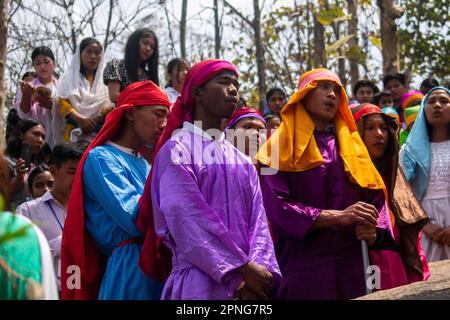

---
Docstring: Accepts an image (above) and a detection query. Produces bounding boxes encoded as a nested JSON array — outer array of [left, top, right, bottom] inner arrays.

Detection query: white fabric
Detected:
[[32, 220, 59, 299], [165, 86, 180, 104], [16, 190, 66, 290], [105, 140, 142, 157], [52, 42, 112, 144], [422, 141, 450, 200], [420, 140, 450, 262], [420, 197, 450, 262], [14, 214, 59, 300]]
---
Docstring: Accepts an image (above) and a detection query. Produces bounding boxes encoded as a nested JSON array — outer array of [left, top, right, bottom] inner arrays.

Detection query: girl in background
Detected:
[[103, 28, 160, 103], [53, 38, 113, 145], [164, 58, 190, 104], [15, 46, 57, 147]]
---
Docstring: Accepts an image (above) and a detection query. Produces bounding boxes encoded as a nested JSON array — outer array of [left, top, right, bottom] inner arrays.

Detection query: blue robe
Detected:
[[83, 143, 163, 299]]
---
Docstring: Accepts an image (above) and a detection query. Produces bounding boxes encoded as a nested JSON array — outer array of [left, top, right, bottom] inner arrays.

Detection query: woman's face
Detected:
[[81, 42, 103, 74], [139, 35, 156, 62], [170, 62, 189, 87], [361, 114, 389, 161], [33, 55, 55, 81], [268, 91, 286, 114], [233, 117, 267, 157], [30, 171, 54, 198], [424, 89, 450, 129], [23, 125, 46, 154]]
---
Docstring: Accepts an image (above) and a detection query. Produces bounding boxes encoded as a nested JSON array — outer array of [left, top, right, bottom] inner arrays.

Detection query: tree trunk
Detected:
[[180, 0, 188, 59], [294, 0, 305, 74], [347, 0, 360, 87], [324, 0, 345, 86], [377, 0, 404, 75], [253, 0, 266, 112], [306, 0, 313, 71], [103, 0, 114, 51], [0, 0, 8, 149], [313, 5, 326, 68], [213, 0, 220, 58]]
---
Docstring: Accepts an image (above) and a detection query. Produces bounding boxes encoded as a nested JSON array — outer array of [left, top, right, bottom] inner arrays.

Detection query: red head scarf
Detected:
[[352, 103, 382, 122], [138, 59, 238, 279], [61, 81, 170, 299]]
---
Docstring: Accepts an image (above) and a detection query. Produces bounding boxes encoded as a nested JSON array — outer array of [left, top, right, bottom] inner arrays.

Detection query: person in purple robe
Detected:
[[148, 59, 281, 300], [256, 68, 394, 300]]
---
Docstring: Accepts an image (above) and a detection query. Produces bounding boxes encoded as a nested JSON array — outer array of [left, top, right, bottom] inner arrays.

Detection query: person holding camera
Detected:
[[4, 119, 47, 209]]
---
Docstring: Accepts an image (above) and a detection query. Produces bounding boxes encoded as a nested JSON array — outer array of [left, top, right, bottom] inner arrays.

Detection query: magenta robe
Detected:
[[260, 129, 404, 300], [151, 122, 281, 299]]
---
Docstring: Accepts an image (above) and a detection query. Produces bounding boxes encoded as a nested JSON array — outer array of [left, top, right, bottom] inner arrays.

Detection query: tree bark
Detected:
[[347, 0, 360, 87], [223, 0, 267, 112], [313, 5, 326, 68], [214, 0, 220, 58], [377, 0, 404, 75], [0, 0, 8, 149], [306, 0, 312, 71], [180, 0, 188, 59], [253, 0, 266, 112], [103, 0, 114, 51]]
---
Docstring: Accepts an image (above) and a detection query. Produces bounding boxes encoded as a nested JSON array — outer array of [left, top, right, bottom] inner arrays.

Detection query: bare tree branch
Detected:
[[222, 0, 253, 28]]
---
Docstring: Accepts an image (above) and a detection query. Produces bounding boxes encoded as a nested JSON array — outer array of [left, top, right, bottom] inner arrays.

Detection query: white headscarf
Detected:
[[52, 40, 111, 144]]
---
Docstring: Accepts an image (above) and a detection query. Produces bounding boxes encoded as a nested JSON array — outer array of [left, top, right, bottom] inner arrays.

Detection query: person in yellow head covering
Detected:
[[257, 68, 396, 300]]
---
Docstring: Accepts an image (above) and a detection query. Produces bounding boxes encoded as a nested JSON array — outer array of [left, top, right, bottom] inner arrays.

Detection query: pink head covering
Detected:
[[137, 59, 238, 280], [401, 90, 424, 109]]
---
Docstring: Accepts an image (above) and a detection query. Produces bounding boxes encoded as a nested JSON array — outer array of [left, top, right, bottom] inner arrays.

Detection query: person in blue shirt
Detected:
[[61, 80, 170, 300]]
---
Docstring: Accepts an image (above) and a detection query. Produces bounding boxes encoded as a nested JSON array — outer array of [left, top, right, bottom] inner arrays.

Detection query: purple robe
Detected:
[[151, 122, 281, 300], [260, 129, 390, 300]]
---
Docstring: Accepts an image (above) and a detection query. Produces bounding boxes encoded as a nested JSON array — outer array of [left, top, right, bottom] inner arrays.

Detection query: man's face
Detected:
[[386, 79, 407, 102], [195, 71, 240, 120], [129, 106, 169, 146], [51, 159, 80, 196], [356, 86, 374, 103], [303, 81, 341, 126]]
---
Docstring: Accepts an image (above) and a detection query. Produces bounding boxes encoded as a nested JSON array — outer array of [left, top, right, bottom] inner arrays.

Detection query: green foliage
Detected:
[[317, 6, 350, 25], [326, 34, 356, 55], [345, 45, 367, 64], [398, 0, 450, 81]]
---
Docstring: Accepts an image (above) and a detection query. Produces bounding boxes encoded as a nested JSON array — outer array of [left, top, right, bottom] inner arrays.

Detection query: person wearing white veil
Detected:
[[52, 38, 114, 145]]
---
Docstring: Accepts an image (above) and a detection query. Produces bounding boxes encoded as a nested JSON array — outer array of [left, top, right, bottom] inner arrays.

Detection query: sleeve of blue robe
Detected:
[[83, 148, 142, 237], [152, 159, 250, 284], [260, 172, 323, 241]]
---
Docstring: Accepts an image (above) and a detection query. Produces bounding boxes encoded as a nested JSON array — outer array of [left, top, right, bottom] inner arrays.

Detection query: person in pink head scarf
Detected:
[[139, 59, 281, 300]]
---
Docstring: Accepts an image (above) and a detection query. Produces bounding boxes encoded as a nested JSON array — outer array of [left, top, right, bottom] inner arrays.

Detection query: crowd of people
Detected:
[[0, 27, 449, 300]]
